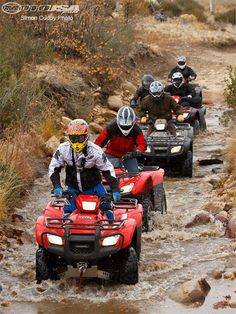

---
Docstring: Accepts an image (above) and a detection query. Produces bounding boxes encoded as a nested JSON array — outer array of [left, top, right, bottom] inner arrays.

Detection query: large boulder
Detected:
[[203, 202, 225, 215], [185, 211, 211, 228], [107, 95, 124, 111], [45, 136, 60, 156], [121, 81, 137, 94], [89, 122, 103, 134], [226, 215, 236, 238], [169, 278, 211, 304]]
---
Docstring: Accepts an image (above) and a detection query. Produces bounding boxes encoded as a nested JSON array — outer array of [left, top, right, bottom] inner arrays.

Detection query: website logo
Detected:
[[1, 2, 80, 15]]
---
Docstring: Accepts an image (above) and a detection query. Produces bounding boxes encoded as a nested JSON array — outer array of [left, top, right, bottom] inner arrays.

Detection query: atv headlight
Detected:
[[183, 112, 189, 119], [120, 183, 134, 194], [82, 201, 97, 211], [171, 146, 181, 153], [145, 146, 151, 153], [47, 234, 63, 246], [102, 235, 120, 246]]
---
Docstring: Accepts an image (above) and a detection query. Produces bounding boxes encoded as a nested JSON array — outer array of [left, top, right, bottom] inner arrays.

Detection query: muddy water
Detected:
[[1, 100, 235, 314]]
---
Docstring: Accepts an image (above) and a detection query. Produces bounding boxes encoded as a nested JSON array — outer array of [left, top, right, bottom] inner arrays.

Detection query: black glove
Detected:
[[122, 150, 142, 162], [130, 100, 138, 108]]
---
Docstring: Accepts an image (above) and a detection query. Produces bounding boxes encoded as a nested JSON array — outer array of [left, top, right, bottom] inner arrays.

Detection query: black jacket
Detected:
[[168, 66, 197, 81]]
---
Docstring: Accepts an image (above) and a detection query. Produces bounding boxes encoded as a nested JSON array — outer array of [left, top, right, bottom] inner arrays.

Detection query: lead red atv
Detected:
[[35, 194, 142, 285], [103, 165, 167, 233]]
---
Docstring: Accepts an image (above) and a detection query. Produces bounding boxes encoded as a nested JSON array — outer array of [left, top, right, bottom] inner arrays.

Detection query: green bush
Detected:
[[160, 0, 206, 22], [215, 8, 236, 25]]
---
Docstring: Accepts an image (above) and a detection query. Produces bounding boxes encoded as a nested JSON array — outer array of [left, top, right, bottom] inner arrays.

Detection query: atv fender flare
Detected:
[[122, 218, 138, 249], [132, 176, 153, 195], [35, 216, 45, 246]]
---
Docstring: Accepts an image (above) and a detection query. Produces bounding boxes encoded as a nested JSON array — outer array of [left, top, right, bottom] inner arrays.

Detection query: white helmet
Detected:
[[117, 106, 136, 136], [177, 55, 186, 69], [149, 81, 164, 98], [172, 72, 184, 88]]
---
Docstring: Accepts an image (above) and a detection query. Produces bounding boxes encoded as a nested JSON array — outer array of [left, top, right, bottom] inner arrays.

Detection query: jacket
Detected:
[[139, 93, 183, 121], [131, 86, 150, 104], [95, 120, 146, 158], [168, 66, 197, 81], [164, 83, 195, 98], [49, 141, 119, 192]]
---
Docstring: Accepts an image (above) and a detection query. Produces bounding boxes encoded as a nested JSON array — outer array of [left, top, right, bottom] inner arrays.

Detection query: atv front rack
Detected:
[[113, 198, 138, 209], [45, 218, 125, 231]]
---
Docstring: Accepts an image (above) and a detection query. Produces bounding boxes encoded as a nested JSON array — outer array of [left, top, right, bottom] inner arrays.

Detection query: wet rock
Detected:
[[212, 167, 223, 174], [210, 270, 223, 279], [223, 203, 233, 212], [223, 272, 235, 280], [208, 178, 219, 189], [0, 254, 3, 261], [107, 95, 123, 111], [0, 284, 2, 292], [1, 302, 11, 307], [198, 158, 223, 165], [11, 214, 24, 223], [213, 300, 229, 309], [230, 302, 236, 308], [226, 216, 236, 238], [45, 136, 60, 156], [215, 211, 228, 224], [185, 212, 211, 228], [203, 202, 224, 215], [89, 122, 103, 134], [169, 278, 211, 304]]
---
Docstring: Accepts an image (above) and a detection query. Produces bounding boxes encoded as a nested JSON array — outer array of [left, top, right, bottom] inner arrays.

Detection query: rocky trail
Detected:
[[1, 41, 236, 314]]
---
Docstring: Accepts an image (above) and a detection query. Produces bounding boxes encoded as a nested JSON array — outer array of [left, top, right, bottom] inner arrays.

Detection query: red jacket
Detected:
[[95, 121, 146, 158]]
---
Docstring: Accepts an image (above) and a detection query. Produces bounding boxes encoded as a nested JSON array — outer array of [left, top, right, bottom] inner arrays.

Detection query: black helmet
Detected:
[[117, 106, 136, 136], [142, 74, 154, 90]]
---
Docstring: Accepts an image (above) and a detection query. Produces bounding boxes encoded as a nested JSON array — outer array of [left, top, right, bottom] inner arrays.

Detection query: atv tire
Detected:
[[193, 119, 200, 135], [181, 151, 193, 178], [140, 198, 154, 232], [119, 247, 138, 285], [36, 248, 52, 282], [153, 183, 167, 214]]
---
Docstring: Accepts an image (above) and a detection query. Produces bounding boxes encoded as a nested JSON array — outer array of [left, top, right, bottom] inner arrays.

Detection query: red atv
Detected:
[[172, 95, 206, 135], [35, 194, 142, 285], [103, 165, 167, 233]]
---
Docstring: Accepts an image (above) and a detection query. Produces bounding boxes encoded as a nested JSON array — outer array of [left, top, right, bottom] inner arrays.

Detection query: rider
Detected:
[[49, 119, 121, 220], [130, 74, 155, 108], [168, 56, 197, 82], [95, 106, 146, 173], [139, 81, 184, 136], [165, 72, 201, 108]]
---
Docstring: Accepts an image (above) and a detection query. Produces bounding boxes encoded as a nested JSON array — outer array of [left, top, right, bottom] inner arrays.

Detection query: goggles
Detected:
[[69, 134, 87, 143]]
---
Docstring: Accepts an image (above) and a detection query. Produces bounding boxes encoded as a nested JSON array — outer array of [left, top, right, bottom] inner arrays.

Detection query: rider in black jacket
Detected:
[[130, 74, 154, 108], [168, 56, 197, 82]]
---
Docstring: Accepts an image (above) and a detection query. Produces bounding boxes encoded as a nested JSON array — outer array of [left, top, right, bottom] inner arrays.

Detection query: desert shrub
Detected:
[[215, 8, 236, 25], [159, 0, 206, 22], [225, 133, 236, 177], [224, 66, 236, 111], [0, 163, 23, 221], [123, 0, 150, 18]]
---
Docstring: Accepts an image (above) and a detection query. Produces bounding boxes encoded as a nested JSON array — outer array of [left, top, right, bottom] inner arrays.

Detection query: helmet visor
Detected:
[[69, 134, 87, 143], [178, 61, 186, 66], [173, 79, 182, 87]]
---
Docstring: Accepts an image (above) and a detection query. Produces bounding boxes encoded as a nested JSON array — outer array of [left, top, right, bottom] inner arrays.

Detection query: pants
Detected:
[[147, 120, 176, 136], [106, 153, 139, 173], [64, 183, 110, 213], [182, 96, 202, 108]]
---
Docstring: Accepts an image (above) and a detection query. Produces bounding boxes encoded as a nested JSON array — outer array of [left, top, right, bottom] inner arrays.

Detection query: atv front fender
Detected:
[[122, 218, 138, 249]]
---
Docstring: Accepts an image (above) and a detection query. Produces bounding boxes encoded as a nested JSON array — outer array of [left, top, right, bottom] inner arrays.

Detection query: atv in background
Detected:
[[35, 194, 142, 285], [138, 119, 194, 178], [172, 95, 206, 135], [103, 165, 167, 233]]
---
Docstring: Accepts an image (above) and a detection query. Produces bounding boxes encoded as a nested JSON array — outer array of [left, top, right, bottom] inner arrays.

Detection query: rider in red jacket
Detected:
[[95, 106, 146, 173]]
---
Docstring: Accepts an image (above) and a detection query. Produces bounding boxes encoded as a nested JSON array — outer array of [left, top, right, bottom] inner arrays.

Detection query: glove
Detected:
[[141, 117, 147, 123], [53, 187, 63, 197], [177, 115, 185, 122], [112, 191, 121, 202], [187, 94, 192, 98], [130, 100, 137, 108]]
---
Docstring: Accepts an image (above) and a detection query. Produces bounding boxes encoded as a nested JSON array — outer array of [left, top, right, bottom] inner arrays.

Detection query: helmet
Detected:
[[142, 74, 154, 90], [177, 55, 186, 69], [67, 119, 89, 153], [149, 81, 164, 98], [172, 72, 184, 88], [117, 106, 136, 136]]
